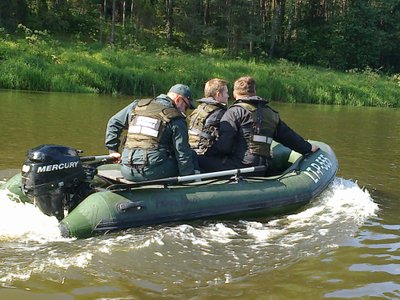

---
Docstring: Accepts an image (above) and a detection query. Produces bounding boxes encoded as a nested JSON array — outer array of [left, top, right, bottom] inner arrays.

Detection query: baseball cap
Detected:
[[169, 84, 195, 109]]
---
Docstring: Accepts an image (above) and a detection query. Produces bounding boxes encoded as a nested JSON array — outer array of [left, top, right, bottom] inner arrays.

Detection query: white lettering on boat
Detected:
[[37, 161, 79, 173], [304, 154, 333, 183]]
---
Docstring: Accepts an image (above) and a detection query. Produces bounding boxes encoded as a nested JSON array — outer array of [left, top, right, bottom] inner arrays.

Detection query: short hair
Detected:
[[204, 78, 228, 98], [233, 76, 256, 96]]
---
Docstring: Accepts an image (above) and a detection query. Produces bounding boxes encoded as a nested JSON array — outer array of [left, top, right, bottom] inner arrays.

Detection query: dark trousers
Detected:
[[121, 150, 199, 182], [197, 155, 241, 173], [121, 157, 179, 182], [198, 155, 267, 176]]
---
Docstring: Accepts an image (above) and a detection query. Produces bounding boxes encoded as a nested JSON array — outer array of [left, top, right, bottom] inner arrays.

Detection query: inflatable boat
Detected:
[[2, 140, 338, 239]]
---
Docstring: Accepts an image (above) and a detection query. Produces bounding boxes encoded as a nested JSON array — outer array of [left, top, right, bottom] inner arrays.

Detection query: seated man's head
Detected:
[[233, 76, 256, 99], [168, 84, 195, 112], [204, 78, 229, 105]]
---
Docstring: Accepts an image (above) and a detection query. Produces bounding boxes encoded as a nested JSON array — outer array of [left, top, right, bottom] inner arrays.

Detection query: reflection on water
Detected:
[[325, 282, 400, 299], [0, 90, 131, 169], [0, 178, 380, 298], [322, 218, 400, 299]]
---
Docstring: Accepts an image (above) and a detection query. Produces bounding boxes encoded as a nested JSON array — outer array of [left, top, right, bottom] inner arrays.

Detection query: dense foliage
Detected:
[[1, 0, 399, 72]]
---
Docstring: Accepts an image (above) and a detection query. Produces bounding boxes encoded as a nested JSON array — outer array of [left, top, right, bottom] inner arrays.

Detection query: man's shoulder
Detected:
[[219, 106, 244, 123], [226, 104, 250, 116], [197, 97, 218, 104], [154, 94, 174, 107]]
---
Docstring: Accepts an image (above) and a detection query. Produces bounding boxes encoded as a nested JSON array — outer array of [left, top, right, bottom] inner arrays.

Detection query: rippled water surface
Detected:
[[0, 90, 399, 299]]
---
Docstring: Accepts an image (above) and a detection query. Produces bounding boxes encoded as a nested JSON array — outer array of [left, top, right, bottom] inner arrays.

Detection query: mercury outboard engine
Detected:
[[21, 144, 94, 220]]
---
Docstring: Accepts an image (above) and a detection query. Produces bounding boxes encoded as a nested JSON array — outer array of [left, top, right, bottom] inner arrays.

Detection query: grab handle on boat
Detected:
[[117, 201, 144, 212]]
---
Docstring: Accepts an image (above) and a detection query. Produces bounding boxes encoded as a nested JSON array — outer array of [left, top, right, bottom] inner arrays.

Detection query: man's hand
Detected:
[[109, 152, 122, 163], [311, 144, 320, 153]]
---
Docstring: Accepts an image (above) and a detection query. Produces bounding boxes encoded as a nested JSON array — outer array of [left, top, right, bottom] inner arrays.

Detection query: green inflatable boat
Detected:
[[2, 140, 337, 239]]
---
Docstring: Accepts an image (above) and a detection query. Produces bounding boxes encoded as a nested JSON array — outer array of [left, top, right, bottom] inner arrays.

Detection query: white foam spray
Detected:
[[243, 177, 378, 248], [0, 189, 65, 243]]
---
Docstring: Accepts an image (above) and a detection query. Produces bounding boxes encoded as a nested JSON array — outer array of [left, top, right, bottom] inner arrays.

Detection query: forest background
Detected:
[[0, 0, 399, 107]]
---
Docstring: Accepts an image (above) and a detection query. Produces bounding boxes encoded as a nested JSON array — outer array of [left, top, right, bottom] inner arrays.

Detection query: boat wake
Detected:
[[0, 178, 378, 292], [0, 188, 67, 243], [241, 177, 379, 252], [0, 177, 378, 288], [0, 177, 377, 245]]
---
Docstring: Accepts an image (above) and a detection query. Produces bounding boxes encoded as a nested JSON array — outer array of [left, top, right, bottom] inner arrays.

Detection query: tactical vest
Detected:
[[188, 102, 225, 154], [125, 98, 184, 150], [233, 99, 279, 158]]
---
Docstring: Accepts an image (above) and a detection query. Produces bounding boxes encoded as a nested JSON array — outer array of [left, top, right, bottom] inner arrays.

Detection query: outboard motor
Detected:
[[21, 145, 92, 220]]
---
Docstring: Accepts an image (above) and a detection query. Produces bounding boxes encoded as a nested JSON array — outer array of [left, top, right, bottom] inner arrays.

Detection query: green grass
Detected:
[[0, 38, 399, 107]]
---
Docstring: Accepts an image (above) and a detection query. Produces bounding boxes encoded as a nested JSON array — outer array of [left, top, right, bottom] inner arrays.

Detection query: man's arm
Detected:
[[171, 118, 196, 176], [274, 120, 313, 154], [105, 102, 135, 153]]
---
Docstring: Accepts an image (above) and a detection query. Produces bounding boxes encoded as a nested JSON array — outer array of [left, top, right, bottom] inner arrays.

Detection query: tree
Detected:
[[110, 0, 116, 44], [329, 0, 382, 70], [166, 0, 174, 44], [1, 0, 399, 72]]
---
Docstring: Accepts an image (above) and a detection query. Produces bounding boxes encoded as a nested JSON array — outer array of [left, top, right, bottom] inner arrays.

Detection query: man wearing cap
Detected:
[[105, 84, 197, 181]]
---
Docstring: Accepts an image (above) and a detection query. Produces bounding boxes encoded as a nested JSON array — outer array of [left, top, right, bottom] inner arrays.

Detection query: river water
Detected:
[[0, 90, 399, 299]]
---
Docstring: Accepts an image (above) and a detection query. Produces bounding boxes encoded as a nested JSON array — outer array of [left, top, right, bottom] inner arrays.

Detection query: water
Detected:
[[0, 90, 399, 299], [0, 180, 378, 298]]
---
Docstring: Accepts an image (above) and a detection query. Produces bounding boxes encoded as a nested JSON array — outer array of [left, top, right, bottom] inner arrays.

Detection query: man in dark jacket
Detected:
[[105, 84, 197, 181], [203, 76, 318, 172]]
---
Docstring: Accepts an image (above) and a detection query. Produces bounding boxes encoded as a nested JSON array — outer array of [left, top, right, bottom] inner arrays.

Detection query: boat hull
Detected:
[[60, 141, 338, 238], [2, 141, 338, 239]]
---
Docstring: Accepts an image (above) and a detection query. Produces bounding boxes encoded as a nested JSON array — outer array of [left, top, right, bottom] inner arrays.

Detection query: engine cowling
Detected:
[[21, 145, 86, 220]]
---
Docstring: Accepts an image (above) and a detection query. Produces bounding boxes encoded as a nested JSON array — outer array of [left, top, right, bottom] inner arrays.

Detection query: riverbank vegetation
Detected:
[[1, 33, 399, 107], [0, 0, 399, 107]]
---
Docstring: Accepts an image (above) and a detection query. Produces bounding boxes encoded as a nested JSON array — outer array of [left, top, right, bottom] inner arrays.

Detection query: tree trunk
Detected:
[[249, 0, 254, 53], [204, 0, 210, 25], [226, 0, 232, 52], [269, 1, 281, 57], [110, 0, 116, 44], [130, 0, 134, 24], [166, 0, 174, 44], [122, 0, 126, 29], [284, 0, 295, 54], [99, 0, 106, 43], [279, 0, 286, 45]]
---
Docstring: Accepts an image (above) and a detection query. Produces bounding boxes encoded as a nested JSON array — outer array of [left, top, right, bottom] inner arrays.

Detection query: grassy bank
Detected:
[[0, 37, 399, 107]]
